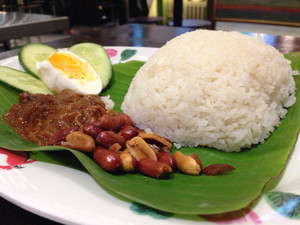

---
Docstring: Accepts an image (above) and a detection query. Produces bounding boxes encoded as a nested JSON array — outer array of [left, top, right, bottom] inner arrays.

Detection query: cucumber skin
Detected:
[[0, 66, 53, 94], [69, 43, 112, 89], [18, 43, 57, 77]]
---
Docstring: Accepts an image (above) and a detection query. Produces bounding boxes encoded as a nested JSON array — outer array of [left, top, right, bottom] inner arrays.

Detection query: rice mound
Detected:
[[121, 30, 296, 152]]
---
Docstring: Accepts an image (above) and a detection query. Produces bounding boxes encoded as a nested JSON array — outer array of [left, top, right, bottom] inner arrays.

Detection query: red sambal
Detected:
[[3, 89, 107, 146]]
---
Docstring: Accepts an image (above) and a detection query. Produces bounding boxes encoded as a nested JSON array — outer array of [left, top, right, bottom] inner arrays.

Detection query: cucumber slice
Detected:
[[69, 43, 112, 89], [0, 66, 53, 94], [18, 43, 57, 77]]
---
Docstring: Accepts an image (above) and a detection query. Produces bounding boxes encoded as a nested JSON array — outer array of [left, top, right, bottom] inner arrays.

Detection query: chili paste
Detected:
[[3, 89, 107, 146]]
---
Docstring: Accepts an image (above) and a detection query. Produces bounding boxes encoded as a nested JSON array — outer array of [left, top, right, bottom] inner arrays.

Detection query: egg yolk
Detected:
[[48, 53, 95, 81]]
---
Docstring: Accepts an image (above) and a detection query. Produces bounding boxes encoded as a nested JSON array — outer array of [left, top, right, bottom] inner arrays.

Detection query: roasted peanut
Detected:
[[118, 113, 133, 126], [65, 131, 95, 152], [190, 153, 202, 171], [96, 131, 126, 148], [118, 125, 139, 140], [83, 120, 103, 138], [157, 152, 176, 169], [202, 164, 235, 176], [48, 126, 79, 145], [108, 143, 122, 152], [174, 151, 201, 175], [122, 148, 130, 153], [100, 114, 125, 132], [126, 136, 157, 161], [93, 147, 121, 172], [139, 133, 172, 151], [118, 151, 138, 172], [138, 158, 172, 179]]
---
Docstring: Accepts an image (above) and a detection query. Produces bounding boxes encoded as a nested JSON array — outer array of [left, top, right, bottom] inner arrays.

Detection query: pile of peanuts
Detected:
[[49, 110, 235, 179]]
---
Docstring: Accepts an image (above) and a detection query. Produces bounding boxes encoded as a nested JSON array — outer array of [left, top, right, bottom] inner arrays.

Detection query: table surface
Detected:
[[0, 11, 69, 42], [0, 23, 300, 225]]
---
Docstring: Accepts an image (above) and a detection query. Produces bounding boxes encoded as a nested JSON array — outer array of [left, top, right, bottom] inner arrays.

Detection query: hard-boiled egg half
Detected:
[[36, 50, 102, 95]]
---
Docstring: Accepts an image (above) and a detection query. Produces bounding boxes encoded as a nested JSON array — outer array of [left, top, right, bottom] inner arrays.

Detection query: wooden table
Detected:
[[0, 11, 69, 50], [0, 23, 299, 225]]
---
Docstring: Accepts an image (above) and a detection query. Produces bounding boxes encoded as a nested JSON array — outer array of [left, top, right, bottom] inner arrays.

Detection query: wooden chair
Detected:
[[169, 0, 215, 29]]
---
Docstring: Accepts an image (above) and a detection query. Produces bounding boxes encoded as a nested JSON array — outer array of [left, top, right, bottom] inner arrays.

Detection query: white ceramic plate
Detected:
[[0, 47, 300, 225]]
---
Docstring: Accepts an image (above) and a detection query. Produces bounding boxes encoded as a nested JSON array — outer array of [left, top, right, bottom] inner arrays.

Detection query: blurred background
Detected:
[[1, 0, 300, 51]]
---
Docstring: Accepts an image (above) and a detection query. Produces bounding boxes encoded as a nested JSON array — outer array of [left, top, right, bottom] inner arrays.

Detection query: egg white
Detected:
[[36, 50, 102, 95]]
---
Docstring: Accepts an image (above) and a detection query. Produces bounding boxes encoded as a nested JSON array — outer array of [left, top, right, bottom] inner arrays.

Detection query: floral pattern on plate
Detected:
[[106, 48, 138, 64], [265, 191, 300, 219], [0, 148, 35, 170]]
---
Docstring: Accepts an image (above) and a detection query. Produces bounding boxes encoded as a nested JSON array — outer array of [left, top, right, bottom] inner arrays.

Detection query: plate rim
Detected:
[[0, 46, 299, 225]]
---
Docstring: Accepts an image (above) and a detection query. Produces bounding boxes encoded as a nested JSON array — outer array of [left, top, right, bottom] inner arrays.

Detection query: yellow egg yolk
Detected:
[[48, 52, 95, 81]]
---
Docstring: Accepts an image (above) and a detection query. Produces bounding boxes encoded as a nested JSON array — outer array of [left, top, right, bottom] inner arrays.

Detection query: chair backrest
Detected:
[[165, 0, 216, 22], [167, 0, 216, 29], [182, 0, 207, 20]]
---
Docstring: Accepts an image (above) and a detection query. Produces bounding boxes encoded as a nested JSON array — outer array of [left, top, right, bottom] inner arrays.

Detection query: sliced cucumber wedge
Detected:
[[69, 42, 112, 89], [0, 66, 53, 94], [18, 43, 57, 77]]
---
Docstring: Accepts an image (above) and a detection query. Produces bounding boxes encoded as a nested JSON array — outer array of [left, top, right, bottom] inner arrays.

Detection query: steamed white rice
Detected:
[[121, 30, 296, 152], [101, 95, 114, 109]]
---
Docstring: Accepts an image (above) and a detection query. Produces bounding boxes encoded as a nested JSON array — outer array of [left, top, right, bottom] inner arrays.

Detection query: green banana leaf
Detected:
[[0, 53, 300, 215]]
